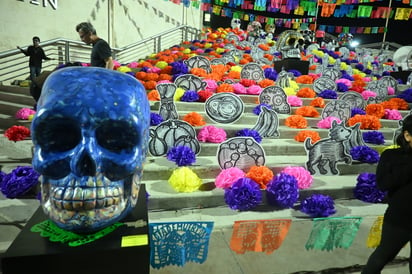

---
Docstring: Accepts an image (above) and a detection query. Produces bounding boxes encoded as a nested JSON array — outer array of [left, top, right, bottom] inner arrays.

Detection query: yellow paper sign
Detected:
[[121, 234, 148, 247]]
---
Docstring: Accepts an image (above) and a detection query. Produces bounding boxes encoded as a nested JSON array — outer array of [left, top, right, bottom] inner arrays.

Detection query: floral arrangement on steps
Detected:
[[2, 27, 408, 220]]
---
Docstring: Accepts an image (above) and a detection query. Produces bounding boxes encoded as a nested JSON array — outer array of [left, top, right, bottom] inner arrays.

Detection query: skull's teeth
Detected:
[[52, 186, 123, 210]]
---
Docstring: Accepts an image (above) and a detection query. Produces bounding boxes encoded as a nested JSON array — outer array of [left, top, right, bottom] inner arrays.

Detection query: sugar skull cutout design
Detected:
[[31, 67, 150, 233]]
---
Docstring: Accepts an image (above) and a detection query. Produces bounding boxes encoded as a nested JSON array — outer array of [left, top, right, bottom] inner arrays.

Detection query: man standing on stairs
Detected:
[[76, 22, 114, 70], [17, 36, 53, 81]]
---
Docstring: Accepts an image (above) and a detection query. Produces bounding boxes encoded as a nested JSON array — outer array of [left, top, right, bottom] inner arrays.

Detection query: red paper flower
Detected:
[[4, 126, 31, 142]]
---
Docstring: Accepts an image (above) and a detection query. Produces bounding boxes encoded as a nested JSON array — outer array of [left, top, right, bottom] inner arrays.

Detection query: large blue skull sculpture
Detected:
[[31, 67, 150, 233]]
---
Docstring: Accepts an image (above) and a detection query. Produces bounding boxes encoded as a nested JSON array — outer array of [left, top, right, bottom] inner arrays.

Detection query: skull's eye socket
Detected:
[[35, 118, 81, 152], [96, 120, 139, 152]]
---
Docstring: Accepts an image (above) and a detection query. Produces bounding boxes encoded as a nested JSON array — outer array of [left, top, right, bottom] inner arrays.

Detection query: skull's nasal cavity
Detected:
[[76, 152, 96, 176]]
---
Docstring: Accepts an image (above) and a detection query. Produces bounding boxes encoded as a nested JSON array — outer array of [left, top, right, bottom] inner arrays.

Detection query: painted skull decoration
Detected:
[[31, 67, 150, 233]]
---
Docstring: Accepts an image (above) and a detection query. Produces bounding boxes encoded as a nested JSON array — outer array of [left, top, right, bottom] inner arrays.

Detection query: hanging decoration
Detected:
[[149, 222, 214, 269], [230, 219, 292, 254], [305, 217, 363, 251]]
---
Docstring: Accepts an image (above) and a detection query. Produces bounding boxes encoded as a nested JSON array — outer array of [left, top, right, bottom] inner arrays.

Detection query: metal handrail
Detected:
[[0, 25, 201, 84]]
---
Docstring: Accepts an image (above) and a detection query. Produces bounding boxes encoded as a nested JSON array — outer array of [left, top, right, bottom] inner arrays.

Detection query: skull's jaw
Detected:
[[40, 173, 140, 233]]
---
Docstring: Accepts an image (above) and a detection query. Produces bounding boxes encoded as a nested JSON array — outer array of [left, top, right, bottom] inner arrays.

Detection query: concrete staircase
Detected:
[[0, 83, 404, 210], [0, 84, 34, 133], [1, 79, 411, 274]]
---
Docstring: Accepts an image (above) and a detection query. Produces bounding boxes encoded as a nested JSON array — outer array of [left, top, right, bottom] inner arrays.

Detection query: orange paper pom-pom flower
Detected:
[[310, 97, 325, 108], [296, 87, 316, 98], [295, 106, 320, 117], [216, 83, 234, 93], [348, 114, 381, 130], [245, 165, 274, 190], [143, 80, 157, 90], [182, 112, 207, 126], [135, 71, 147, 80], [258, 44, 270, 51], [147, 90, 160, 101], [145, 73, 159, 82], [227, 70, 241, 79], [190, 68, 208, 77], [365, 104, 385, 118], [295, 75, 314, 84], [159, 74, 172, 81], [258, 78, 275, 88], [294, 130, 321, 143], [380, 98, 409, 110], [285, 115, 308, 128]]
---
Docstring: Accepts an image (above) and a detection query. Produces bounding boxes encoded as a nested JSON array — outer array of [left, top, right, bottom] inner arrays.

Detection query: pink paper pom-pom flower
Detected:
[[361, 90, 376, 100], [317, 116, 342, 129], [232, 82, 247, 94], [215, 167, 245, 189], [197, 125, 227, 143], [204, 79, 218, 92], [282, 166, 313, 189], [384, 109, 402, 120], [15, 108, 36, 120], [127, 62, 139, 68], [287, 95, 303, 107], [335, 78, 352, 88], [247, 84, 262, 95], [157, 80, 172, 84], [387, 87, 395, 95], [148, 67, 161, 73]]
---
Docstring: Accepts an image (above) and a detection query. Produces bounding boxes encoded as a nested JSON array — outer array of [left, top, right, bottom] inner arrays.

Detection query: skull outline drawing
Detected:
[[31, 67, 150, 233]]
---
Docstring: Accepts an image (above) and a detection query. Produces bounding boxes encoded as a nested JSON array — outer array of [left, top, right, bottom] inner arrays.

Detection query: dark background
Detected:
[[209, 0, 412, 46]]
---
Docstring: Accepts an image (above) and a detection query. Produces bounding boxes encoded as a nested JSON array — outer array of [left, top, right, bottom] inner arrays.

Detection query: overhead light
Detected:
[[350, 40, 359, 48]]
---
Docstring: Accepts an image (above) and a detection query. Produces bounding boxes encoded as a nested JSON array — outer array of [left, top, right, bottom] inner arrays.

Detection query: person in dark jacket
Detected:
[[75, 22, 114, 70], [362, 114, 412, 273], [17, 36, 52, 81]]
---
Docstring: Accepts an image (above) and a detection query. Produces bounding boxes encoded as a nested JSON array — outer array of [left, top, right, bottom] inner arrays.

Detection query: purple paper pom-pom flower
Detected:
[[354, 172, 387, 203], [300, 194, 336, 218], [224, 178, 262, 211], [264, 68, 278, 81], [362, 131, 385, 145], [150, 112, 164, 126], [336, 82, 349, 92], [0, 171, 6, 184], [0, 166, 40, 198], [350, 146, 380, 164], [181, 90, 199, 102], [266, 173, 299, 208], [236, 128, 262, 143], [318, 89, 338, 99], [253, 104, 272, 115], [166, 146, 196, 166], [351, 107, 366, 117]]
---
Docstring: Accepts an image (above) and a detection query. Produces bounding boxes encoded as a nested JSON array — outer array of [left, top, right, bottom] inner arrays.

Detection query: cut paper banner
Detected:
[[31, 220, 124, 247], [366, 216, 383, 248], [305, 216, 362, 251], [230, 219, 292, 254], [149, 222, 214, 269]]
